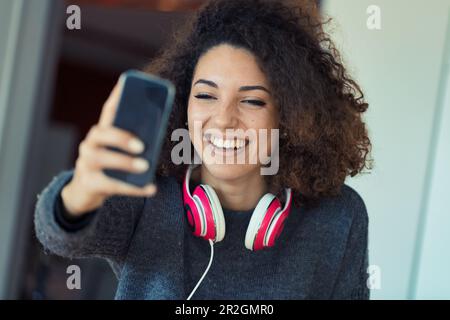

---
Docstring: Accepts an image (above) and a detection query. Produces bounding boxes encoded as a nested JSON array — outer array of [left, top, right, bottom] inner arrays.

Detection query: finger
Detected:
[[75, 167, 157, 198], [86, 125, 145, 154], [98, 79, 124, 128], [84, 147, 149, 173], [101, 175, 157, 197]]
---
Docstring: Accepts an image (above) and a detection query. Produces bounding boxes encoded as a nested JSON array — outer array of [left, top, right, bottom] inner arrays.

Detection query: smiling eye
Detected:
[[194, 94, 266, 107], [242, 100, 266, 107], [194, 94, 215, 100]]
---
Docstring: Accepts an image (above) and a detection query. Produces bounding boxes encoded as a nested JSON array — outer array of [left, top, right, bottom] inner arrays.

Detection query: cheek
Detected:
[[244, 111, 277, 133], [187, 101, 209, 123], [187, 102, 208, 153], [246, 112, 278, 155]]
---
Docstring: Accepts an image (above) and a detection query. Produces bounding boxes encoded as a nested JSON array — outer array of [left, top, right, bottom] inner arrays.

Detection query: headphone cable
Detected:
[[187, 239, 214, 300]]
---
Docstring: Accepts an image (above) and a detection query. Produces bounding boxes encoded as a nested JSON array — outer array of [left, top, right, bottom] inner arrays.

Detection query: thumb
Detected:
[[98, 79, 124, 127]]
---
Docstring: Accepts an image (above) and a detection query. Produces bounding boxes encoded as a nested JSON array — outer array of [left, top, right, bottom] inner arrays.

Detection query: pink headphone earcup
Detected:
[[184, 192, 202, 237], [192, 185, 217, 240], [201, 184, 226, 242], [183, 179, 200, 234], [252, 197, 282, 251], [245, 188, 293, 251], [245, 193, 278, 250], [265, 209, 289, 247]]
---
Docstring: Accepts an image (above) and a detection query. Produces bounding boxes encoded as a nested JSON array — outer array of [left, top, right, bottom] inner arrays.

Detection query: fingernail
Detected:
[[146, 185, 156, 194], [133, 158, 149, 171], [129, 139, 144, 153]]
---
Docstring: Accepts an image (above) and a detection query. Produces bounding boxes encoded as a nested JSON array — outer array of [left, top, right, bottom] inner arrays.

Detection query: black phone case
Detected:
[[103, 70, 175, 187]]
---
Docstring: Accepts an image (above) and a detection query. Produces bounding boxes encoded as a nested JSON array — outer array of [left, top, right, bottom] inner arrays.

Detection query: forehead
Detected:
[[193, 44, 269, 87]]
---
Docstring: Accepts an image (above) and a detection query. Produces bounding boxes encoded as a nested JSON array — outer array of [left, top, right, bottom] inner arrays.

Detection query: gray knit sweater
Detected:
[[34, 169, 370, 300]]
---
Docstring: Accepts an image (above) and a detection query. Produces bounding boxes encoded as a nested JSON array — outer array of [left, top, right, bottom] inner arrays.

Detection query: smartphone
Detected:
[[103, 70, 175, 187]]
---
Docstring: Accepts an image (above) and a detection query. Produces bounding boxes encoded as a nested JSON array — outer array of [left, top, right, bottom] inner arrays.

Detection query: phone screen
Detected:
[[103, 70, 175, 187]]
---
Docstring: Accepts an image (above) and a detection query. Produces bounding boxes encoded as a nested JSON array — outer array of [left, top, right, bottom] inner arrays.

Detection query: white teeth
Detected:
[[215, 138, 224, 148], [208, 135, 246, 150]]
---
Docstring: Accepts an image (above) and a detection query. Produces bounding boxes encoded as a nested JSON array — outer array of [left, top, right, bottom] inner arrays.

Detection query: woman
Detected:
[[35, 0, 372, 299]]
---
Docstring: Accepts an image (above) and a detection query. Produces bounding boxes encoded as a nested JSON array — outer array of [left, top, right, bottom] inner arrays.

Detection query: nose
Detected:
[[211, 100, 239, 129]]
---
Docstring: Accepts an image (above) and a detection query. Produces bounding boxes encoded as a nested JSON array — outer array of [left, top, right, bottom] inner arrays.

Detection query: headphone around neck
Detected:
[[182, 164, 293, 251]]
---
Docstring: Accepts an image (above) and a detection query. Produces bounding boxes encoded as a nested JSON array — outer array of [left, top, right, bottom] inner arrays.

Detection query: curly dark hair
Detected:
[[142, 0, 372, 208]]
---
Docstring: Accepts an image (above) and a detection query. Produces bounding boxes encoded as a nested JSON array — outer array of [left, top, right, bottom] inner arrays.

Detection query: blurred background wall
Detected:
[[0, 0, 448, 299], [322, 0, 450, 299], [0, 0, 197, 300]]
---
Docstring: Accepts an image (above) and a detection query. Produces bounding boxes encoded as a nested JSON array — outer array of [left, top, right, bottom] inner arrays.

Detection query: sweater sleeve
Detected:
[[34, 169, 146, 264], [54, 190, 98, 232], [330, 190, 370, 300]]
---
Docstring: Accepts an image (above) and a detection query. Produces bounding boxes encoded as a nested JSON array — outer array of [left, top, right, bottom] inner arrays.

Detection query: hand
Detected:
[[61, 80, 157, 217]]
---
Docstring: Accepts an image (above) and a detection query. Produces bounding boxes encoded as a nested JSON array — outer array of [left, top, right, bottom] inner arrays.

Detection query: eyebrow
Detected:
[[194, 79, 270, 94]]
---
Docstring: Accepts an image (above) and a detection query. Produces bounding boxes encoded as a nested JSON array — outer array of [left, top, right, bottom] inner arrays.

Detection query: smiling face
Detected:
[[187, 43, 279, 181]]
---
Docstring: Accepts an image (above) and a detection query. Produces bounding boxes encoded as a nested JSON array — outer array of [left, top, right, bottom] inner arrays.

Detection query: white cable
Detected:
[[187, 239, 214, 300]]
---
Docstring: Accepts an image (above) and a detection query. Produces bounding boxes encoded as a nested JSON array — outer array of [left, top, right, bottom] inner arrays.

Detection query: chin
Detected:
[[202, 163, 258, 182]]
